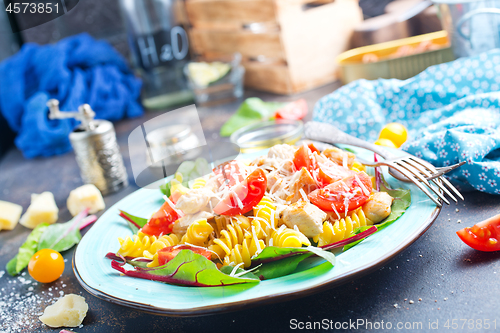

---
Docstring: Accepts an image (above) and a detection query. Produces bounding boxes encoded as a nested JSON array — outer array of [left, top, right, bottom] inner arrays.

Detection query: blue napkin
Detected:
[[313, 50, 500, 194], [0, 33, 143, 158]]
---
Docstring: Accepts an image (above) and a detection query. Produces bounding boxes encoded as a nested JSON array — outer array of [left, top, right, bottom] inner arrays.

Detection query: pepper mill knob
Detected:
[[47, 99, 97, 131]]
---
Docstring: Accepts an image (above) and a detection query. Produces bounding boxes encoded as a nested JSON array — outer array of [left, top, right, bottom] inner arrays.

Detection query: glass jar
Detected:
[[118, 0, 193, 109]]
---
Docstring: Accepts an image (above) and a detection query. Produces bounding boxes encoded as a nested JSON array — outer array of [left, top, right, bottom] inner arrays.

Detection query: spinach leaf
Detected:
[[220, 98, 286, 137], [6, 223, 49, 276], [250, 246, 336, 280], [252, 253, 312, 280], [219, 266, 259, 280], [111, 250, 260, 286], [119, 210, 148, 234]]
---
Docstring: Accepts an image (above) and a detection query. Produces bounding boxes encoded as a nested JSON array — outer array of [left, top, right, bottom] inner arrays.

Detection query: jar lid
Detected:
[[230, 120, 304, 153], [146, 125, 192, 147]]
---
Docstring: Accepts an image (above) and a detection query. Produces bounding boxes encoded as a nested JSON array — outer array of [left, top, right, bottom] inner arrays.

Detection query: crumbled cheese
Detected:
[[39, 294, 88, 328], [66, 184, 105, 216], [0, 200, 23, 231], [20, 192, 58, 229]]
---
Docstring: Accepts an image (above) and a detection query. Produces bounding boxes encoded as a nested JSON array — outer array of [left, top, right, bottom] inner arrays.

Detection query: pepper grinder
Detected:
[[47, 99, 129, 195]]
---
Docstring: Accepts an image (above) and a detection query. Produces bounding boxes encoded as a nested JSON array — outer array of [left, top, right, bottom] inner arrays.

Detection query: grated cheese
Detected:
[[299, 188, 309, 203], [330, 203, 341, 220], [163, 195, 184, 217], [355, 174, 370, 196]]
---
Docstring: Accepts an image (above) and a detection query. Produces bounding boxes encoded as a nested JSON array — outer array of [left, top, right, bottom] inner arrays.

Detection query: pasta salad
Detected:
[[106, 143, 410, 287]]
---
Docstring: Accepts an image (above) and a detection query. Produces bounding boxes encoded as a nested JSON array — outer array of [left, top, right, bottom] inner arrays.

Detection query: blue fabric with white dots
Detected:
[[313, 50, 500, 194]]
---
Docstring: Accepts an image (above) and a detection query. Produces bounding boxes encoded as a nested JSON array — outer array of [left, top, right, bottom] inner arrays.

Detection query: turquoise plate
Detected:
[[73, 147, 441, 316]]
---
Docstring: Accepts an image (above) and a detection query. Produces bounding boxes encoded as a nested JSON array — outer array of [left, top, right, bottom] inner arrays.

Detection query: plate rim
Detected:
[[73, 147, 442, 317]]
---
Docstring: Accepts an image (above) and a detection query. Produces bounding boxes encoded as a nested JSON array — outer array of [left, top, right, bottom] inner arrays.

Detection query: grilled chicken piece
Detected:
[[281, 201, 327, 237], [175, 188, 213, 215], [362, 192, 394, 224], [323, 147, 355, 169], [173, 211, 214, 235], [286, 168, 318, 203]]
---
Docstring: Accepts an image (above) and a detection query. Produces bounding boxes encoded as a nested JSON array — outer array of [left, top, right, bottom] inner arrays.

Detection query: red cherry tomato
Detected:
[[308, 172, 372, 212], [213, 168, 267, 216], [141, 200, 181, 237], [457, 213, 500, 252], [293, 145, 316, 173], [274, 99, 308, 120], [157, 245, 212, 266]]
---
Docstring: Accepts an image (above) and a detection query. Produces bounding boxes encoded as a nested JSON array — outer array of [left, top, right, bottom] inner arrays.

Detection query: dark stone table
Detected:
[[1, 82, 499, 333]]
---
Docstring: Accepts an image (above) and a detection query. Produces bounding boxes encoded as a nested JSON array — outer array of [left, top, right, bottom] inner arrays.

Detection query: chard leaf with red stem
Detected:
[[110, 249, 259, 287]]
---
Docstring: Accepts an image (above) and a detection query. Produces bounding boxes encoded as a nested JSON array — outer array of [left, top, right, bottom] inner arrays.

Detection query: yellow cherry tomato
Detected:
[[374, 138, 398, 148], [378, 123, 408, 148], [28, 249, 65, 283]]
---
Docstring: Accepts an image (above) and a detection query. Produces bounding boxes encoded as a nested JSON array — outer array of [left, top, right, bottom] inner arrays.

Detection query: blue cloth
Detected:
[[0, 33, 143, 158], [313, 50, 500, 194]]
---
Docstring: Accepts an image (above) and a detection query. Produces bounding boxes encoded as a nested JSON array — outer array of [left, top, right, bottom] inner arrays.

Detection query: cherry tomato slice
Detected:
[[141, 200, 181, 237], [315, 161, 355, 188], [308, 143, 320, 154], [157, 245, 212, 266], [213, 168, 267, 216], [308, 172, 372, 212], [293, 145, 316, 173], [457, 213, 500, 252], [28, 249, 65, 283], [274, 99, 308, 120]]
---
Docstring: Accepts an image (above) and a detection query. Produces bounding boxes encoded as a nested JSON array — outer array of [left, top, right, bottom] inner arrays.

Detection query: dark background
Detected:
[[0, 0, 394, 159]]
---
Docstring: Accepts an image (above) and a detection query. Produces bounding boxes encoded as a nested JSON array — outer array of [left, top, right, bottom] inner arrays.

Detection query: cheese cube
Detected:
[[19, 192, 59, 229], [39, 294, 88, 328], [0, 200, 23, 231], [67, 184, 105, 216]]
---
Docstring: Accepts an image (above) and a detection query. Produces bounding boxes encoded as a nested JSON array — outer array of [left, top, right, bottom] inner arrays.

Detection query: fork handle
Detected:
[[304, 121, 397, 160]]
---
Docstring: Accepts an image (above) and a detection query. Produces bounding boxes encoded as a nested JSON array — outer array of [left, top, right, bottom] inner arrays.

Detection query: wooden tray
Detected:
[[182, 0, 363, 94]]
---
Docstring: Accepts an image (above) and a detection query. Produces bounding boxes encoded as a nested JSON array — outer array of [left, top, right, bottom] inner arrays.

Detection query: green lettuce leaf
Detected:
[[220, 98, 286, 137], [6, 223, 50, 276], [38, 225, 78, 253], [111, 250, 260, 286], [37, 212, 88, 252]]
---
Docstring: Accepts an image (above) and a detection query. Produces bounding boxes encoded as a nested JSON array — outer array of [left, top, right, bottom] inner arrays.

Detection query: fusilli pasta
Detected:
[[191, 177, 207, 189], [253, 196, 278, 239], [313, 208, 368, 246], [118, 231, 181, 267], [268, 225, 311, 248], [222, 225, 265, 268], [181, 218, 214, 246]]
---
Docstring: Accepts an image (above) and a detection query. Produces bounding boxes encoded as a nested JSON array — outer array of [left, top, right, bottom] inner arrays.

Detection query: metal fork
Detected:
[[304, 121, 465, 207]]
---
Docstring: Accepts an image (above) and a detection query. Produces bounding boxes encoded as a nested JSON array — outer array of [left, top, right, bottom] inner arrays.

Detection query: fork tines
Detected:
[[387, 157, 465, 207]]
